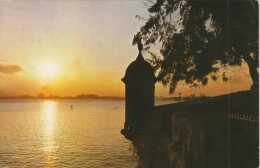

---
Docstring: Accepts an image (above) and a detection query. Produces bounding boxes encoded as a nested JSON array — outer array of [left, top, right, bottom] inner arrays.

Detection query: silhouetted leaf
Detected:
[[134, 0, 258, 93]]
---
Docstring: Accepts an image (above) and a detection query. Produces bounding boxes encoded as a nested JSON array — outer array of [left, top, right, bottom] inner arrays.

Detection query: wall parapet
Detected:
[[122, 90, 259, 168]]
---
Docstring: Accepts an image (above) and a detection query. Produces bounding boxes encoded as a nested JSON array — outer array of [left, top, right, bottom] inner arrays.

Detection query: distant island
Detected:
[[0, 93, 124, 100], [0, 93, 209, 101]]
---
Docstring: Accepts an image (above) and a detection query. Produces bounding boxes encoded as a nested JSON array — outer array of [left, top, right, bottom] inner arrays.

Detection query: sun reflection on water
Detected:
[[42, 101, 57, 165]]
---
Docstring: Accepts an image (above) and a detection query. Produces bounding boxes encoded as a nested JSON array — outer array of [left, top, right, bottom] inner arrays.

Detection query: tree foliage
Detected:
[[133, 0, 258, 93]]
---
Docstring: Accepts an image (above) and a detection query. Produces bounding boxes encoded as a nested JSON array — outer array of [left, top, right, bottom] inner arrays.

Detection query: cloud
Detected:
[[0, 63, 24, 74], [0, 59, 8, 62], [227, 64, 251, 83]]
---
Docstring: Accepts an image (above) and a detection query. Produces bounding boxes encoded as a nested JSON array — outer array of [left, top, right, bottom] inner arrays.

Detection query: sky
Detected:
[[0, 0, 253, 97]]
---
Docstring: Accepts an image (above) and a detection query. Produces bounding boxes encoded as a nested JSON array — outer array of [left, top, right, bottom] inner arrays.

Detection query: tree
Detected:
[[133, 0, 258, 93], [37, 92, 45, 98]]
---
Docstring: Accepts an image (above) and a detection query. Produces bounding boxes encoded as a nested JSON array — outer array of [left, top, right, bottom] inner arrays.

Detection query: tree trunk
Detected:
[[243, 54, 259, 90]]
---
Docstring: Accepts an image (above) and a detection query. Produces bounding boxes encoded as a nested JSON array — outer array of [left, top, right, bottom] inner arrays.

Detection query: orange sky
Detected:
[[0, 0, 253, 97]]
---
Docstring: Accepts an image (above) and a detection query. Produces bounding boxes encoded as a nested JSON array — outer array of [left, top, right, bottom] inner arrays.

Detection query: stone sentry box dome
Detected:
[[121, 43, 156, 130]]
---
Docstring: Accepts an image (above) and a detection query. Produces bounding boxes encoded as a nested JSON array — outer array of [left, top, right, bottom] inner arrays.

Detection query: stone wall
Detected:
[[122, 90, 259, 168]]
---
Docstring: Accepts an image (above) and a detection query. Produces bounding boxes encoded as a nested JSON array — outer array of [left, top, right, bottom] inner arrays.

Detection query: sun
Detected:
[[38, 61, 60, 79]]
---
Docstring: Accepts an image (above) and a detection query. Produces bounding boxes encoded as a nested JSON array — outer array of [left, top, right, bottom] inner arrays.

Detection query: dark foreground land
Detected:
[[122, 90, 259, 168]]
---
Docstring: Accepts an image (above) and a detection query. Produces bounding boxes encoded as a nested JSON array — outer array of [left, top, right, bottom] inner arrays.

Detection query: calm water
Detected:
[[0, 99, 175, 167]]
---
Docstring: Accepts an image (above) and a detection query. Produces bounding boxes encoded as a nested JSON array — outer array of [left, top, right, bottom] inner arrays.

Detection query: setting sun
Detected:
[[38, 61, 60, 79]]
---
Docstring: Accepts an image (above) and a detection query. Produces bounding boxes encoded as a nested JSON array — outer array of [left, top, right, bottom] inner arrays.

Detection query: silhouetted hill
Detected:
[[76, 94, 99, 99]]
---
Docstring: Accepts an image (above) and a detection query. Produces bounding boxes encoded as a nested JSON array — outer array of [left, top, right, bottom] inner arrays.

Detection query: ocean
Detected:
[[0, 99, 176, 167]]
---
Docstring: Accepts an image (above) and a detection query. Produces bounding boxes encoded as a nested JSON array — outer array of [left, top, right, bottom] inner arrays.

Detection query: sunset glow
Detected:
[[0, 0, 252, 98], [38, 61, 60, 79]]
